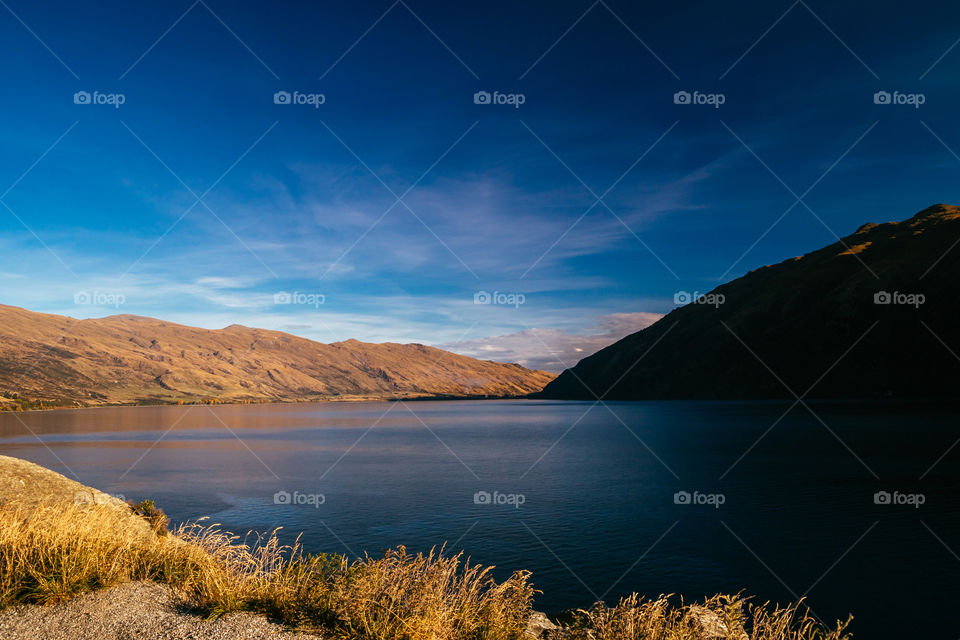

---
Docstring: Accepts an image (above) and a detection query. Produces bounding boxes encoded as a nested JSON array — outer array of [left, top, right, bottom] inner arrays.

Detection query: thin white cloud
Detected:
[[443, 312, 663, 372]]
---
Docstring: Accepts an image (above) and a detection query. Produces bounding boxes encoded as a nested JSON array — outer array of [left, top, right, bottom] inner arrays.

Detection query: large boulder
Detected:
[[0, 455, 127, 509]]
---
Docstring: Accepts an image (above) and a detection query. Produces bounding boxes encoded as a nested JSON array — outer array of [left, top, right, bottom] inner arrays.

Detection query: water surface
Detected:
[[1, 400, 957, 637]]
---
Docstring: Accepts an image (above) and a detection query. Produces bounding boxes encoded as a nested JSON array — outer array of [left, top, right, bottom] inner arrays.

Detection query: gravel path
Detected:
[[0, 581, 324, 640]]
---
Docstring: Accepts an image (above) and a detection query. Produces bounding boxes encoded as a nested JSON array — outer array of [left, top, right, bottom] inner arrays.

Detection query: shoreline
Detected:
[[0, 392, 543, 414], [4, 393, 959, 416]]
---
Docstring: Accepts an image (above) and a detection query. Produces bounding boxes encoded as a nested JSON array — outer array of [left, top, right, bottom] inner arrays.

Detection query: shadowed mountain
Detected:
[[539, 204, 960, 400], [0, 306, 555, 408]]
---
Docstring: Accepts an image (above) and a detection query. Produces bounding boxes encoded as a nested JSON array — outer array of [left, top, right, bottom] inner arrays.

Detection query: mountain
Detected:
[[540, 204, 960, 400], [0, 306, 554, 409]]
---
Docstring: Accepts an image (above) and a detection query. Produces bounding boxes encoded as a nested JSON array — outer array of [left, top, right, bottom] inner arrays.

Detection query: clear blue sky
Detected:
[[1, 0, 959, 370]]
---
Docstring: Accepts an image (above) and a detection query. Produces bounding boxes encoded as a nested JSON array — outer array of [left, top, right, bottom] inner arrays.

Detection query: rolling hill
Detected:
[[0, 305, 555, 408]]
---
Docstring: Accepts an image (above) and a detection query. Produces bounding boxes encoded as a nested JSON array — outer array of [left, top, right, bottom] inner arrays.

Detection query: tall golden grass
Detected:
[[0, 499, 533, 639], [567, 593, 852, 640], [0, 498, 852, 639]]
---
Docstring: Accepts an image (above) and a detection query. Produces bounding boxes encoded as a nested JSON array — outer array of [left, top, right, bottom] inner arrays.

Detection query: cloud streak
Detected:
[[444, 312, 663, 372]]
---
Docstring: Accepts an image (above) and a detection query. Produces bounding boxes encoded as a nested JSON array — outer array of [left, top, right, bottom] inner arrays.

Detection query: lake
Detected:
[[0, 399, 957, 636]]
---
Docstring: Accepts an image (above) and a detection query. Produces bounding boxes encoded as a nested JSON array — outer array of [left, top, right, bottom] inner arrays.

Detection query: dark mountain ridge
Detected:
[[539, 204, 960, 400]]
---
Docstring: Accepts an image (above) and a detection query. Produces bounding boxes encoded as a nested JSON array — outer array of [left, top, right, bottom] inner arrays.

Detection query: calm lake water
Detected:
[[1, 400, 957, 636]]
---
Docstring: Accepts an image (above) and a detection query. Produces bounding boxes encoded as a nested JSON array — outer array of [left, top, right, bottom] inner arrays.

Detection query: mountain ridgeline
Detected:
[[540, 204, 960, 400], [0, 306, 554, 409]]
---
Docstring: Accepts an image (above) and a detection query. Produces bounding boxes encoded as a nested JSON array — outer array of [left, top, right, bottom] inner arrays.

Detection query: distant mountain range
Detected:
[[0, 306, 554, 409], [540, 204, 960, 400]]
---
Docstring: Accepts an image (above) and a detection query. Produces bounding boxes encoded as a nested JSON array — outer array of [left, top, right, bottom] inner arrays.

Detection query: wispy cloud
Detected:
[[443, 312, 663, 372]]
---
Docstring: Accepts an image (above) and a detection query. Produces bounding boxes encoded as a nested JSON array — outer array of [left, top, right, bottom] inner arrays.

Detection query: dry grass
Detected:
[[0, 499, 533, 639], [567, 593, 852, 640], [0, 498, 853, 639]]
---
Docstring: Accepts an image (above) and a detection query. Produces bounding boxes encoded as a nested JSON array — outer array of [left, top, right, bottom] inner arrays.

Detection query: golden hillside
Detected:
[[0, 305, 554, 408]]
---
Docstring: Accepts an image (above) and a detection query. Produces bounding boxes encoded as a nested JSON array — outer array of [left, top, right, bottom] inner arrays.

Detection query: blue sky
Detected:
[[1, 0, 959, 370]]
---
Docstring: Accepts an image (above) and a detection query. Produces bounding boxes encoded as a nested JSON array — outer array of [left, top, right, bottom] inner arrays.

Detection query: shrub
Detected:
[[127, 499, 170, 536]]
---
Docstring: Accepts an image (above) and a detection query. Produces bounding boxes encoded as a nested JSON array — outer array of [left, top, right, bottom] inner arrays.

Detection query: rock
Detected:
[[685, 605, 748, 640], [0, 455, 151, 537], [0, 455, 126, 510], [526, 611, 560, 638]]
